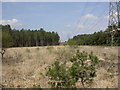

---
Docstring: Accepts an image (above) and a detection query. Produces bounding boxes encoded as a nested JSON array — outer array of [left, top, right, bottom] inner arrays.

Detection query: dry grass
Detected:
[[2, 46, 119, 88]]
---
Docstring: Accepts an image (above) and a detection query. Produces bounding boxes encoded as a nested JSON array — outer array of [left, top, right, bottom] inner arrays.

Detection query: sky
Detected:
[[1, 2, 109, 42]]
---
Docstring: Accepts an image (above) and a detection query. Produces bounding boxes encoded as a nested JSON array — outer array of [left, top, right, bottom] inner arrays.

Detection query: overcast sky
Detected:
[[1, 2, 109, 42]]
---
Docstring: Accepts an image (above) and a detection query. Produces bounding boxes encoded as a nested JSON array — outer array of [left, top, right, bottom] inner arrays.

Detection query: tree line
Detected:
[[66, 26, 120, 46], [1, 24, 60, 48]]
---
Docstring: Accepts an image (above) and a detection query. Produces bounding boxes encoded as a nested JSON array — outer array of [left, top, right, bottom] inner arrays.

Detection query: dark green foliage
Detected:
[[0, 25, 14, 58], [46, 51, 99, 88], [46, 60, 76, 88], [69, 51, 99, 87], [1, 24, 60, 47], [69, 28, 120, 46], [2, 31, 14, 48], [66, 39, 77, 46], [1, 25, 14, 48]]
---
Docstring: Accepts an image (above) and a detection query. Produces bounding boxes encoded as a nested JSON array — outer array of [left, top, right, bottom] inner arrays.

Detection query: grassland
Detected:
[[2, 46, 119, 88]]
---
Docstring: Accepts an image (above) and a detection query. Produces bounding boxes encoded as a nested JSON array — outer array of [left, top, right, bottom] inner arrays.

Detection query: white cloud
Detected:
[[0, 19, 22, 27], [74, 24, 84, 29], [65, 24, 84, 29], [84, 14, 98, 20]]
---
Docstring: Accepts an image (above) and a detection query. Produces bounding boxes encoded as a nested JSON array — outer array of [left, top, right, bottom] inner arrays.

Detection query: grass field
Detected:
[[2, 46, 119, 88]]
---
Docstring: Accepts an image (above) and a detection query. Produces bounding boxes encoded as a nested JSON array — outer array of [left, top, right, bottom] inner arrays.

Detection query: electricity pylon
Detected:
[[108, 0, 120, 46]]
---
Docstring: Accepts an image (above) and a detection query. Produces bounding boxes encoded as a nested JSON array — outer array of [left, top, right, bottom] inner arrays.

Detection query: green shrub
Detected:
[[66, 39, 77, 47], [70, 50, 99, 87], [36, 47, 40, 51], [46, 46, 54, 50], [46, 50, 99, 88], [26, 48, 30, 53], [46, 60, 74, 88], [46, 46, 54, 53]]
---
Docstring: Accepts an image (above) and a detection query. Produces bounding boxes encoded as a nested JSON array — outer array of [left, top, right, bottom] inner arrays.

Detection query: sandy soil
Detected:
[[2, 46, 119, 88]]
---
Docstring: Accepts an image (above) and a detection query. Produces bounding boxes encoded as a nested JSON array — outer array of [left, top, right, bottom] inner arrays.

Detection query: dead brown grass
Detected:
[[2, 46, 119, 88]]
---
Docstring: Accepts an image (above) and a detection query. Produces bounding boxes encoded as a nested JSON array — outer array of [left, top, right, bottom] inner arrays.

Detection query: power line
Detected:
[[87, 8, 108, 32], [79, 2, 100, 28], [75, 2, 107, 34], [74, 2, 89, 31]]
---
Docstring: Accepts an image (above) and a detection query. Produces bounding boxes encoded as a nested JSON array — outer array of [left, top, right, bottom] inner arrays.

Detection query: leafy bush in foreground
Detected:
[[46, 50, 99, 88]]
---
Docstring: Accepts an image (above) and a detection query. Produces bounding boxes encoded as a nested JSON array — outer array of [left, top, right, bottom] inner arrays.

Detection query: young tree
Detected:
[[46, 50, 99, 88], [66, 39, 77, 47], [1, 32, 14, 58]]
